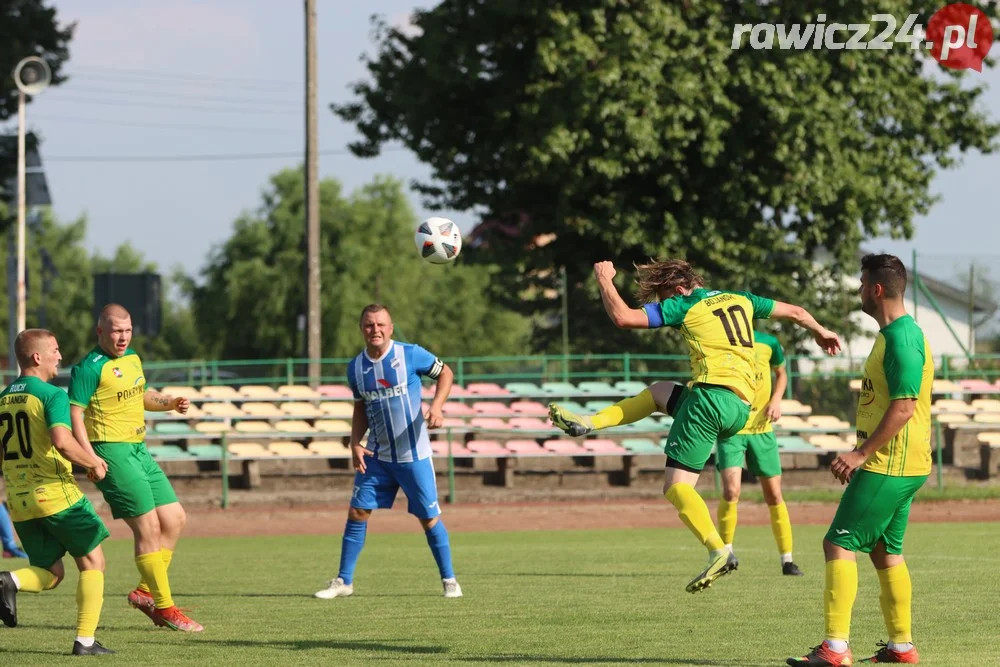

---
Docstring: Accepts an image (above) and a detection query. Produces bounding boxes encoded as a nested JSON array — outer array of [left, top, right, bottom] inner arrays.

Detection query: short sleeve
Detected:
[[346, 361, 363, 401], [735, 291, 775, 319], [68, 362, 99, 408], [883, 340, 924, 399], [411, 345, 444, 379], [769, 338, 785, 367], [644, 298, 689, 329], [44, 389, 72, 430]]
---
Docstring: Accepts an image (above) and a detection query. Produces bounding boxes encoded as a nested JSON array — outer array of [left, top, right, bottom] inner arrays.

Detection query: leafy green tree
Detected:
[[0, 0, 74, 197], [335, 0, 998, 355], [188, 168, 530, 359]]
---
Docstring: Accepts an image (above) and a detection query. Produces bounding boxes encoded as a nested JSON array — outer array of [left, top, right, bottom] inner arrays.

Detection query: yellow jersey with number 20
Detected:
[[0, 376, 83, 521]]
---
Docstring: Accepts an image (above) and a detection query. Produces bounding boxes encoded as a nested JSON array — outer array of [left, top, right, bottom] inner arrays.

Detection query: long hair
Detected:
[[633, 259, 704, 303]]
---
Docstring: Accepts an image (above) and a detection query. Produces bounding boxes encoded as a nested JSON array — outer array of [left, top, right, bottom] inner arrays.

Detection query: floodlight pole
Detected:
[[304, 0, 321, 386], [16, 91, 26, 334]]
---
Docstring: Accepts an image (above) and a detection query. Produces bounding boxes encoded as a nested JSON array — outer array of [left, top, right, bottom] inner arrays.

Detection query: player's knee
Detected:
[[348, 507, 371, 522], [173, 505, 187, 529], [46, 561, 65, 588], [420, 516, 438, 531], [722, 488, 740, 503], [762, 483, 783, 506], [649, 381, 680, 413]]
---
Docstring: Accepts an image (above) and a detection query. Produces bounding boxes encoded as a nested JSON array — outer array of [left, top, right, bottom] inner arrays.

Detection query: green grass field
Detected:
[[0, 522, 997, 666]]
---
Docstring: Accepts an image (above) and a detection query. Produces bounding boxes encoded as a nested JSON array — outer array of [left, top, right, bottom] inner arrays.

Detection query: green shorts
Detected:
[[13, 497, 109, 569], [825, 470, 929, 554], [664, 385, 751, 472], [94, 442, 178, 519], [716, 431, 782, 478]]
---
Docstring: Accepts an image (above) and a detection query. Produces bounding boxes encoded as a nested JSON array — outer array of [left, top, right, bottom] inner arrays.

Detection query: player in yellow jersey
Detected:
[[69, 304, 203, 632], [0, 329, 114, 655], [549, 259, 841, 593], [715, 329, 803, 576], [788, 255, 929, 667]]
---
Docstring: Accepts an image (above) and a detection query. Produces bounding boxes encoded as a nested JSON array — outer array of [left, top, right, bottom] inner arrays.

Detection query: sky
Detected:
[[5, 0, 1000, 289]]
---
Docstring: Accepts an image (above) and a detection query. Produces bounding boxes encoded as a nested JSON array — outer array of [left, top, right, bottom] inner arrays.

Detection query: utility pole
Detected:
[[304, 0, 321, 385]]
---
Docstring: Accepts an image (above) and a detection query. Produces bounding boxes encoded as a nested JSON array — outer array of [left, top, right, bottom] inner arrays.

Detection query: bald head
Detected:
[[14, 329, 61, 379], [99, 303, 131, 328], [97, 303, 133, 358]]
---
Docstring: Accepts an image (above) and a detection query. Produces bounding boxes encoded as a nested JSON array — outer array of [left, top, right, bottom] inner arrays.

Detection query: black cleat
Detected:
[[0, 571, 17, 627], [686, 550, 739, 593], [547, 403, 593, 437], [783, 561, 805, 576], [72, 640, 115, 656]]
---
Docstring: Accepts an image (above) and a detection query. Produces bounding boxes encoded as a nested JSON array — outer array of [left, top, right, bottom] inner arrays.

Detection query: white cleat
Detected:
[[314, 577, 353, 599], [442, 578, 463, 598]]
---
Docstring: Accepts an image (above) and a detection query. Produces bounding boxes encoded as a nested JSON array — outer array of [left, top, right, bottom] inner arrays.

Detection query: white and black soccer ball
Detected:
[[414, 217, 462, 264]]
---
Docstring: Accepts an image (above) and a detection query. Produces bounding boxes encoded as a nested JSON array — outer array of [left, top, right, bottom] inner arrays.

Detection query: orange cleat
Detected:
[[151, 605, 204, 632], [787, 642, 854, 666], [127, 588, 165, 627]]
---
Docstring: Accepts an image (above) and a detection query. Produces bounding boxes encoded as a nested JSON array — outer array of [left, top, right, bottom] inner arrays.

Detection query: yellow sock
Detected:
[[717, 499, 738, 546], [824, 559, 858, 641], [768, 502, 793, 556], [138, 547, 174, 594], [75, 570, 104, 639], [135, 552, 174, 609], [665, 484, 725, 552], [877, 562, 912, 643], [591, 389, 657, 430], [11, 566, 58, 592]]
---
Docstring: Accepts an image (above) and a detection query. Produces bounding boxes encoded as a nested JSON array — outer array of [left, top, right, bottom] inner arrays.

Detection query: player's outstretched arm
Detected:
[[595, 261, 649, 329], [144, 389, 189, 414], [51, 426, 106, 481], [769, 302, 842, 355]]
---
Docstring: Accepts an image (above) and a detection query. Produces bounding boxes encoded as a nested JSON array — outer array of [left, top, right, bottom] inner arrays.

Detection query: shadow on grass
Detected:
[[458, 657, 772, 666], [140, 637, 448, 654], [463, 572, 665, 579], [0, 646, 69, 657], [172, 592, 440, 599]]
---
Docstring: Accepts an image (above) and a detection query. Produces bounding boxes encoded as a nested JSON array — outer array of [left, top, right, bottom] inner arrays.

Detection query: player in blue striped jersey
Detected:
[[315, 304, 462, 599]]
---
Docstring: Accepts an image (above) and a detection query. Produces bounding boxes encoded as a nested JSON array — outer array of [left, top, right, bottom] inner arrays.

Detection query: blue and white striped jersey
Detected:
[[347, 341, 444, 463]]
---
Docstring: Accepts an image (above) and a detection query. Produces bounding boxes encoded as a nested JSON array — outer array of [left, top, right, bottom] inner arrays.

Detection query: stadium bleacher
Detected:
[[137, 380, 861, 477], [23, 372, 972, 491]]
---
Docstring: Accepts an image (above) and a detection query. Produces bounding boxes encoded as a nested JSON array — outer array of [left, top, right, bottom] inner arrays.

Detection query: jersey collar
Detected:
[[363, 341, 395, 363]]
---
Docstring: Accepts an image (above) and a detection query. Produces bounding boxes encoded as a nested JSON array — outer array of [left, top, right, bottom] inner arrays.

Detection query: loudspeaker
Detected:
[[93, 273, 161, 336]]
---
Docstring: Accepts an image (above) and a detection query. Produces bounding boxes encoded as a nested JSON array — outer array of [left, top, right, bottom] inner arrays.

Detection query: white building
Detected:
[[802, 263, 995, 372]]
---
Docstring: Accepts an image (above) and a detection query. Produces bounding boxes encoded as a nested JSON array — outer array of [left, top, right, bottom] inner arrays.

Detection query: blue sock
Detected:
[[425, 520, 455, 580], [337, 519, 367, 585], [0, 503, 18, 551]]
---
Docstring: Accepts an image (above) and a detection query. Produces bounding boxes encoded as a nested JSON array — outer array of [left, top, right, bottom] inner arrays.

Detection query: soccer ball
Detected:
[[414, 217, 462, 264]]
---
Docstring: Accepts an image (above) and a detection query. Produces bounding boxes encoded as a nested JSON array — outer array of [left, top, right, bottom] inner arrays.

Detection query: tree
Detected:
[[335, 1, 998, 355], [0, 207, 202, 368], [0, 0, 74, 198], [188, 168, 530, 360]]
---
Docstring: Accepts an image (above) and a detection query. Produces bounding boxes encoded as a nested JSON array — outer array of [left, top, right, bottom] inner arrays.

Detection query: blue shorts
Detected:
[[351, 456, 441, 519]]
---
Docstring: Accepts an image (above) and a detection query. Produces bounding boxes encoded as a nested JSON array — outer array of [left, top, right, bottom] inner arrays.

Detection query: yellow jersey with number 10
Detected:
[[644, 289, 776, 402]]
